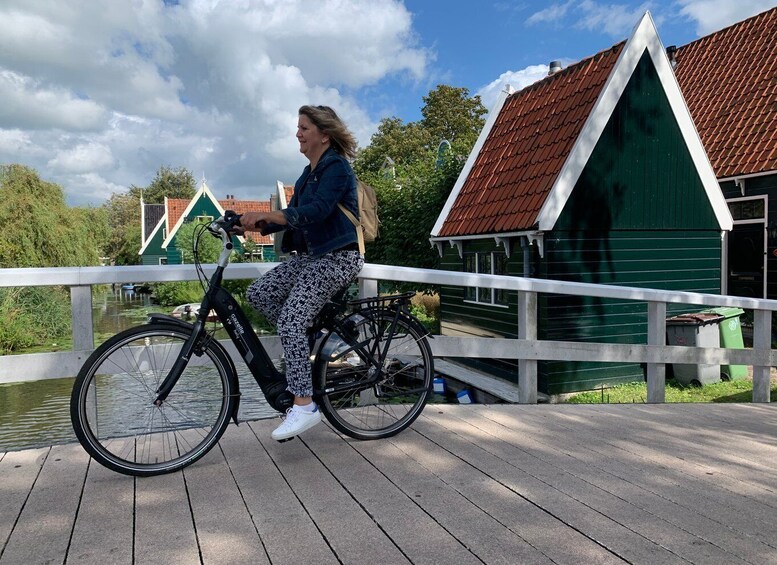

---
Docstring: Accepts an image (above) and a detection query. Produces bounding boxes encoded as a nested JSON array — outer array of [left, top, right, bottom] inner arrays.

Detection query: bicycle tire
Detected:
[[315, 308, 433, 440], [70, 322, 237, 477]]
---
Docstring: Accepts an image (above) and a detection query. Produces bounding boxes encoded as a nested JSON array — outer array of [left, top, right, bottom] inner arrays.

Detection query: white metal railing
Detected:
[[1, 263, 775, 403]]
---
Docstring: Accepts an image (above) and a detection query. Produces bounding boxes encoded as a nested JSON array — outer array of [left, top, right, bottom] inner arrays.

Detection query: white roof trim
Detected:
[[535, 11, 732, 231], [161, 181, 226, 248], [138, 213, 166, 256], [430, 83, 515, 237]]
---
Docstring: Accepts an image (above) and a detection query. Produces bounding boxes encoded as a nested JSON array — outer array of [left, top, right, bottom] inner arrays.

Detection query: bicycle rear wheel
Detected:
[[315, 309, 433, 440], [70, 322, 237, 476]]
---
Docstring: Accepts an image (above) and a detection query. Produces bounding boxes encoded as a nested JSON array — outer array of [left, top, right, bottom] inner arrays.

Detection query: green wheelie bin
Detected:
[[701, 307, 748, 381]]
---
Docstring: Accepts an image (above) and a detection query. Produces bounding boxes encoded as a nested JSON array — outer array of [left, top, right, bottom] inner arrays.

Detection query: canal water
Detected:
[[0, 288, 277, 452]]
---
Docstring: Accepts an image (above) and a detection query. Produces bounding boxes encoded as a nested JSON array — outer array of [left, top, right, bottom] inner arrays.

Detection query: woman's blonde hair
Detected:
[[299, 105, 358, 159]]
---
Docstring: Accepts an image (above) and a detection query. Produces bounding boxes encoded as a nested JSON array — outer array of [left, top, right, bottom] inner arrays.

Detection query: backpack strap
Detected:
[[337, 203, 365, 255]]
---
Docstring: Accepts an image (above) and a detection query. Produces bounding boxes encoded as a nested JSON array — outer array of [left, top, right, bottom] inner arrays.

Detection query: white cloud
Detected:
[[526, 1, 575, 25], [0, 70, 107, 131], [0, 0, 429, 204], [0, 129, 46, 159], [477, 65, 552, 110], [574, 0, 655, 37], [527, 0, 656, 37], [677, 0, 777, 35], [48, 142, 115, 174]]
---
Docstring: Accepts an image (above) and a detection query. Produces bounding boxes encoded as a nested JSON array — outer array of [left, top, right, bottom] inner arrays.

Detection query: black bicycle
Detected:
[[70, 211, 434, 477]]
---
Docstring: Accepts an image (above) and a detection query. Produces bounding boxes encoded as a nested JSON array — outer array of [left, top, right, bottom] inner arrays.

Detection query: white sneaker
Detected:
[[271, 404, 322, 441]]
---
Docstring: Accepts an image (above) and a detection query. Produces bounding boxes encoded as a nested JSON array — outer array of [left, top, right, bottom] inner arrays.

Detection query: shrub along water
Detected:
[[0, 287, 71, 353]]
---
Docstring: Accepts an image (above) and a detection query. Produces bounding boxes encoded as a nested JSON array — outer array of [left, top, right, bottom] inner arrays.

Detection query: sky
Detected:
[[0, 0, 775, 207]]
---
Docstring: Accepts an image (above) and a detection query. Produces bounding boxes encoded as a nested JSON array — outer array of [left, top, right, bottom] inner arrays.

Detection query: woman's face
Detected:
[[297, 114, 328, 159]]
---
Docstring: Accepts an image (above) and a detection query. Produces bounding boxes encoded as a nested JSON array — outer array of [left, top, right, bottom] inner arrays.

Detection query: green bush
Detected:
[[410, 303, 440, 334], [0, 287, 71, 353], [151, 281, 204, 306]]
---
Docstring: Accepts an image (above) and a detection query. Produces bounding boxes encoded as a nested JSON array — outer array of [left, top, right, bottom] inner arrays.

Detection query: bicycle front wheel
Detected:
[[70, 322, 237, 476], [315, 309, 433, 440]]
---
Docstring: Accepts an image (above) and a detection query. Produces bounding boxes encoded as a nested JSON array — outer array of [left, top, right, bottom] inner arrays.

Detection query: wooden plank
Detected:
[[349, 422, 558, 564], [413, 406, 680, 564], [548, 409, 777, 555], [581, 405, 777, 492], [67, 458, 134, 565], [305, 421, 485, 565], [0, 444, 88, 565], [448, 406, 775, 562], [182, 428, 269, 565], [220, 421, 335, 565], [478, 405, 777, 554], [256, 420, 412, 565], [134, 462, 200, 564], [0, 447, 48, 558], [1, 406, 776, 565]]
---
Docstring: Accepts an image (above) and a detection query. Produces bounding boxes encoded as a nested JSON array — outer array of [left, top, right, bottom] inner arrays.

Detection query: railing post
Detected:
[[646, 301, 667, 403], [518, 290, 538, 404], [70, 285, 94, 351], [752, 309, 772, 403], [358, 276, 378, 299]]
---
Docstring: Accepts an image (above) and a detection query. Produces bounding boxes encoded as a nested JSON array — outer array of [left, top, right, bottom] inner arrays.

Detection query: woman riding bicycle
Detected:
[[239, 105, 364, 441]]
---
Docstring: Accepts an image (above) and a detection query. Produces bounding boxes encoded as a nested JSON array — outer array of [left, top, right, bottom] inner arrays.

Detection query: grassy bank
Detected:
[[566, 379, 777, 403]]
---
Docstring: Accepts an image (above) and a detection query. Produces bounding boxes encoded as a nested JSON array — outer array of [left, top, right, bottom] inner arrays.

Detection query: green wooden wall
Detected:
[[140, 224, 166, 266]]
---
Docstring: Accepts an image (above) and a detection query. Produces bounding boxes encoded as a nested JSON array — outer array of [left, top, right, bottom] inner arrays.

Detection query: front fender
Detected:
[[147, 313, 242, 424]]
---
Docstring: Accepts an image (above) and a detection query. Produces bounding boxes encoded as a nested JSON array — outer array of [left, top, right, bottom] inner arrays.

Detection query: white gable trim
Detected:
[[535, 11, 732, 231], [430, 84, 515, 237], [276, 180, 288, 209], [138, 213, 166, 256], [161, 181, 226, 249]]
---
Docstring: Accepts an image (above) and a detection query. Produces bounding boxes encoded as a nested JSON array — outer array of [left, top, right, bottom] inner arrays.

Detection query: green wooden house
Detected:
[[430, 12, 733, 395], [139, 181, 277, 265]]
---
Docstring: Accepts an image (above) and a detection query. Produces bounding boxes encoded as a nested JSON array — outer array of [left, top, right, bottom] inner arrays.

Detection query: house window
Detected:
[[245, 248, 264, 262], [158, 258, 168, 265], [463, 251, 509, 306], [194, 215, 213, 223]]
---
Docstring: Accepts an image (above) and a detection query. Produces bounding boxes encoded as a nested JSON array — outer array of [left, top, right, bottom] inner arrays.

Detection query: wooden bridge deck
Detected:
[[1, 404, 776, 565]]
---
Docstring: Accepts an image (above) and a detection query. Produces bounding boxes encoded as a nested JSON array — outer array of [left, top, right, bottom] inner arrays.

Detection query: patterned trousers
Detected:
[[246, 250, 364, 397]]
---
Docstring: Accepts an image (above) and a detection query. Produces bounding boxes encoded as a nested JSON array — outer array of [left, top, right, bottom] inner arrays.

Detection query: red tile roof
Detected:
[[219, 199, 273, 244], [166, 197, 274, 245], [167, 198, 189, 230], [436, 8, 777, 239], [675, 7, 777, 179], [437, 43, 624, 237]]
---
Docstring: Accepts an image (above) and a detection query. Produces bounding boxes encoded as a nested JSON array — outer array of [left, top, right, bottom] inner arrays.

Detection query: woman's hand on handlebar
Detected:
[[239, 210, 287, 234]]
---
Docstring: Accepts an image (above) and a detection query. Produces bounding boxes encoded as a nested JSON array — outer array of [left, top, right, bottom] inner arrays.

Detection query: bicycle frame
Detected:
[[153, 218, 294, 415]]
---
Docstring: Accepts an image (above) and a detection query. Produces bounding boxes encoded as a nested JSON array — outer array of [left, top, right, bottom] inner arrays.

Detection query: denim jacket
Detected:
[[267, 148, 359, 256]]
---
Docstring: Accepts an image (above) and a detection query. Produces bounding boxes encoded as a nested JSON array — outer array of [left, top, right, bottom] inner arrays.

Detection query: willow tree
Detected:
[[0, 164, 107, 351], [0, 164, 103, 268]]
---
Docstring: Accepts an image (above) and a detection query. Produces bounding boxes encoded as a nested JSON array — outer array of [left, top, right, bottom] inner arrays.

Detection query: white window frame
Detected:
[[463, 250, 509, 307]]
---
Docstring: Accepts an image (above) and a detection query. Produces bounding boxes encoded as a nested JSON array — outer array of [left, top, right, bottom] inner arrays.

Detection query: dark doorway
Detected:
[[728, 223, 765, 298]]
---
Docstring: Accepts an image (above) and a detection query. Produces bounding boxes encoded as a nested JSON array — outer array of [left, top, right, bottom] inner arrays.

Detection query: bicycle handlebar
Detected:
[[205, 210, 243, 268], [208, 210, 242, 237]]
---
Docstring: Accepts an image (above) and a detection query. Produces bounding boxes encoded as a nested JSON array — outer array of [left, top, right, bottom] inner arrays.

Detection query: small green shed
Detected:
[[430, 12, 733, 395]]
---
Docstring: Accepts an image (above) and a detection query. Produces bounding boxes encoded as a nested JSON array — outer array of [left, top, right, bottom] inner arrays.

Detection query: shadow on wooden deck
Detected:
[[2, 404, 776, 564]]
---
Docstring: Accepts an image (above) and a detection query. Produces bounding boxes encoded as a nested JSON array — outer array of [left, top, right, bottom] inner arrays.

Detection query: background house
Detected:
[[674, 7, 777, 300], [430, 13, 733, 395], [139, 180, 280, 265]]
